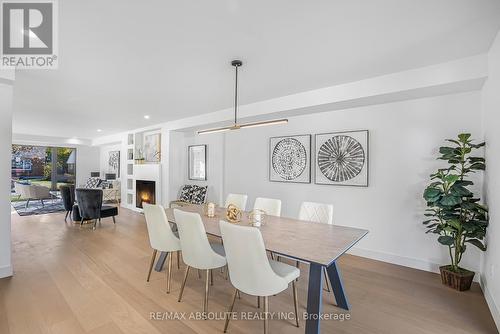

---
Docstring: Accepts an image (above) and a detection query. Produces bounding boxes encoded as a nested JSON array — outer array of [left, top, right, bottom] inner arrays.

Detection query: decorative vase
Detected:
[[439, 266, 475, 291]]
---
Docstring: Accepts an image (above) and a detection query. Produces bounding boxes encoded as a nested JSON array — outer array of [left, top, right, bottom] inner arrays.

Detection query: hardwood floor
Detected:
[[1, 207, 497, 334]]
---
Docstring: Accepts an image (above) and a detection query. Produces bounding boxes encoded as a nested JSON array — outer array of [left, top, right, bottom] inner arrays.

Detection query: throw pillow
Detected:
[[179, 185, 194, 202], [84, 177, 102, 189], [190, 185, 207, 205]]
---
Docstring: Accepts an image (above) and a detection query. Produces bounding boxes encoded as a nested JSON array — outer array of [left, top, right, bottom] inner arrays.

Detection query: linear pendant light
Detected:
[[197, 60, 288, 135]]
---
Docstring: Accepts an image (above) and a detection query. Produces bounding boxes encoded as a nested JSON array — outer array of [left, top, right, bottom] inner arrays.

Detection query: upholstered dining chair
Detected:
[[224, 193, 248, 211], [299, 201, 334, 292], [253, 197, 282, 217], [60, 184, 75, 221], [174, 209, 227, 318], [143, 204, 181, 293], [220, 221, 300, 333]]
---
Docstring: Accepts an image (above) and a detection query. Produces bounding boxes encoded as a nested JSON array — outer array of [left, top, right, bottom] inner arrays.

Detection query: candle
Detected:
[[207, 202, 215, 218]]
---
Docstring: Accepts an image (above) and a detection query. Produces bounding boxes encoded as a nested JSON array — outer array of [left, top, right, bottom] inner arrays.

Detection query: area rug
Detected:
[[11, 199, 65, 216]]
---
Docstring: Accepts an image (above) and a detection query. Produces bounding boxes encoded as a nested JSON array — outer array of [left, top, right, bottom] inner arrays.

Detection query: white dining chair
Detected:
[[143, 203, 182, 294], [220, 220, 299, 333], [299, 201, 334, 292], [253, 197, 282, 216], [174, 209, 227, 318], [224, 193, 248, 211]]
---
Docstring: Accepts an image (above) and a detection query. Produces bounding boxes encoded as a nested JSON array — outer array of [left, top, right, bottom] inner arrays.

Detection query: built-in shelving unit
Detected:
[[125, 132, 135, 209]]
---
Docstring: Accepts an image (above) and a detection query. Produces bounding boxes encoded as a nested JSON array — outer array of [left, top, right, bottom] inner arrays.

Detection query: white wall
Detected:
[[0, 80, 13, 278], [481, 30, 500, 329], [222, 91, 484, 274], [75, 145, 100, 186], [169, 131, 225, 205]]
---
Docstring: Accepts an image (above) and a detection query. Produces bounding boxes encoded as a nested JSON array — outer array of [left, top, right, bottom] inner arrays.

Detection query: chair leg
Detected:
[[210, 269, 214, 286], [323, 267, 331, 292], [146, 249, 157, 282], [292, 281, 300, 327], [224, 288, 238, 333], [64, 211, 69, 221], [178, 266, 190, 302], [93, 219, 97, 230], [80, 218, 84, 226], [198, 269, 201, 279], [237, 290, 241, 299], [204, 269, 210, 319], [112, 216, 116, 224], [25, 199, 30, 209], [41, 199, 44, 207], [166, 252, 173, 293], [263, 296, 269, 334], [177, 251, 180, 270], [257, 296, 260, 308]]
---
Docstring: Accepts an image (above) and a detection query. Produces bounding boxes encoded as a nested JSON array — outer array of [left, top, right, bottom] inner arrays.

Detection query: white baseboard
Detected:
[[0, 264, 12, 278], [480, 277, 500, 331], [347, 247, 480, 282]]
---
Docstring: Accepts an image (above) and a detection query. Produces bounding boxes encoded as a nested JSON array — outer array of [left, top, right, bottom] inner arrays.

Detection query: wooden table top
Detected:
[[165, 204, 368, 267]]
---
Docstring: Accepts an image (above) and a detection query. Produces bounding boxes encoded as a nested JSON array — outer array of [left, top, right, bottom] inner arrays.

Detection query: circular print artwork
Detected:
[[272, 138, 307, 180], [317, 135, 365, 182]]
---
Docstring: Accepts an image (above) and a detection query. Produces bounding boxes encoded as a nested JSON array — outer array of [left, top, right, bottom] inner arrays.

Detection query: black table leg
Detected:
[[154, 251, 168, 272], [326, 261, 350, 310], [305, 263, 323, 334]]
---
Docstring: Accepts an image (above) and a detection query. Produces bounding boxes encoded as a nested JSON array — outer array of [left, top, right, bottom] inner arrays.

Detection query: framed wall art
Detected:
[[269, 134, 311, 183], [108, 150, 120, 178], [314, 130, 368, 186], [188, 145, 207, 181]]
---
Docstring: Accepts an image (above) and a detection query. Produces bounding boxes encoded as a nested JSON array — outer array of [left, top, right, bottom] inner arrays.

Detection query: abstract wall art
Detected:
[[269, 134, 311, 183], [315, 130, 368, 186]]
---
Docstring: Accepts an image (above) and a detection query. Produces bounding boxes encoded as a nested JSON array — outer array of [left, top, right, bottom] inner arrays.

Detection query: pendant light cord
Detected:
[[234, 65, 238, 126]]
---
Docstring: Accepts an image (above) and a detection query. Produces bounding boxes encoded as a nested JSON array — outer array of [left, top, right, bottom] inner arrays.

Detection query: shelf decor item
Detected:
[[269, 134, 311, 183], [314, 130, 368, 186], [423, 133, 488, 291], [188, 145, 207, 180]]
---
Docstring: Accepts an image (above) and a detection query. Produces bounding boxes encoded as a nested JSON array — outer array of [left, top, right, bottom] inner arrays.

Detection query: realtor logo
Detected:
[[1, 0, 58, 69]]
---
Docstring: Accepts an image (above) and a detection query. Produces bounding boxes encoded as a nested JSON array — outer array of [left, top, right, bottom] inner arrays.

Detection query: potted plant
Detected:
[[423, 133, 488, 291]]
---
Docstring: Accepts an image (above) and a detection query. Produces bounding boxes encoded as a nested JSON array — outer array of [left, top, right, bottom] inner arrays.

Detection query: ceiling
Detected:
[[12, 0, 500, 139]]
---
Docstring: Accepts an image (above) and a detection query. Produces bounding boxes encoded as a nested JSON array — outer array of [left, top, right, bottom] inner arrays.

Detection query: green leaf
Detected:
[[440, 195, 461, 206], [446, 139, 461, 145], [458, 133, 471, 142], [447, 219, 462, 230], [438, 236, 455, 246], [469, 162, 485, 170], [465, 239, 487, 251], [423, 188, 441, 201]]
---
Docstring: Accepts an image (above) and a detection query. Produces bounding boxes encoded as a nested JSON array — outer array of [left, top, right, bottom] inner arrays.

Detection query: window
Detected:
[[11, 145, 76, 191]]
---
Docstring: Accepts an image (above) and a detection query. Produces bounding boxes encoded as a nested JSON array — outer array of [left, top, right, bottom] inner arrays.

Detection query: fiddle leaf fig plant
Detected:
[[423, 133, 488, 273]]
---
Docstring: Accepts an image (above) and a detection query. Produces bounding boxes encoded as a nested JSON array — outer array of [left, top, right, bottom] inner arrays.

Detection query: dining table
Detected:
[[154, 204, 368, 334]]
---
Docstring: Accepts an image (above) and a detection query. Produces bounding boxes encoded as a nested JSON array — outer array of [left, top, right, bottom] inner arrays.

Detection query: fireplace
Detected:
[[136, 180, 156, 208]]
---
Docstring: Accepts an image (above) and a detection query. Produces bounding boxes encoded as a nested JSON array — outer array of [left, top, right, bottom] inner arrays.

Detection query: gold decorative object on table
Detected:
[[225, 204, 242, 223], [248, 209, 266, 227], [204, 202, 216, 218]]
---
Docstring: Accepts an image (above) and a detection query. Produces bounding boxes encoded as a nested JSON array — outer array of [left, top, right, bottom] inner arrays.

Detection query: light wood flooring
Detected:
[[0, 207, 498, 334]]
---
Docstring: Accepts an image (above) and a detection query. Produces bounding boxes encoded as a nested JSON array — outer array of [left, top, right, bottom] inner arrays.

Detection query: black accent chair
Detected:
[[73, 188, 118, 230], [60, 184, 75, 221]]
